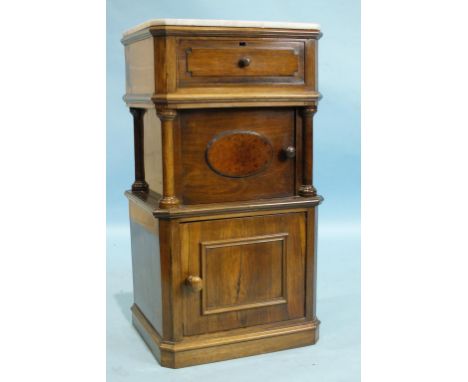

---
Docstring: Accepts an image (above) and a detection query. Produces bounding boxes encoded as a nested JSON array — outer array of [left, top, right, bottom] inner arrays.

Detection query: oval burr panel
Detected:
[[206, 130, 274, 178]]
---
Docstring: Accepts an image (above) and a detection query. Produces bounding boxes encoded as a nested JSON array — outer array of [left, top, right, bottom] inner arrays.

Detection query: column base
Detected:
[[159, 196, 180, 209], [131, 180, 149, 193], [298, 185, 317, 197]]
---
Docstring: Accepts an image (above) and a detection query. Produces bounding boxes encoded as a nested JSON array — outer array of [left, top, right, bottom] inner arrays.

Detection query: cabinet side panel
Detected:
[[305, 206, 318, 320], [304, 39, 317, 90], [143, 108, 163, 195], [129, 202, 163, 334], [125, 37, 155, 96]]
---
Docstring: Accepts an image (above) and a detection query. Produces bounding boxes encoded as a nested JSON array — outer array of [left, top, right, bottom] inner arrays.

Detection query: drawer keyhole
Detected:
[[239, 41, 247, 46]]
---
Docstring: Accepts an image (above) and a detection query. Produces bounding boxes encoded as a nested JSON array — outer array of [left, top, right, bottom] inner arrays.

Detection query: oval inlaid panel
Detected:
[[206, 131, 273, 178]]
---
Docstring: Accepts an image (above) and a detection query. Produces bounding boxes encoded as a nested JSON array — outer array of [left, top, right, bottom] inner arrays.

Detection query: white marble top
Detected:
[[123, 18, 320, 37]]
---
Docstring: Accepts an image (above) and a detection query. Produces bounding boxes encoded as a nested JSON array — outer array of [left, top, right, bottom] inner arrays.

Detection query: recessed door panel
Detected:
[[177, 38, 305, 86]]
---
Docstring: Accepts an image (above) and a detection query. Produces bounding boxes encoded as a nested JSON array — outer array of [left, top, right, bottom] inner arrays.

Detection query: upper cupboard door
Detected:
[[180, 108, 298, 204], [177, 38, 305, 87]]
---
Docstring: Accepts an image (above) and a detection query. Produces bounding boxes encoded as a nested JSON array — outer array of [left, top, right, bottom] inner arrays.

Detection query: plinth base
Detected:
[[131, 304, 320, 368]]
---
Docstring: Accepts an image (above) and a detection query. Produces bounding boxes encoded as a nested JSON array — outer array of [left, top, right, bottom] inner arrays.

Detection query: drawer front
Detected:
[[180, 108, 297, 204], [181, 213, 306, 336], [177, 38, 305, 86]]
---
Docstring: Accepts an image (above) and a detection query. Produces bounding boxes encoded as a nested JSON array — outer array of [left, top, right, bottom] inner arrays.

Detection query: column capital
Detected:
[[156, 108, 177, 121], [301, 106, 317, 117], [129, 107, 146, 118]]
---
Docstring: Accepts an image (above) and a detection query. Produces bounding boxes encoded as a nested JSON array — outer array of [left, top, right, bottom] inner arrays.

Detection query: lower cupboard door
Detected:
[[181, 212, 306, 336]]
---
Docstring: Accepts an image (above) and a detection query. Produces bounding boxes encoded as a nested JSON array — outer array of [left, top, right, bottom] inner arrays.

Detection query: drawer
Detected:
[[181, 212, 306, 336], [180, 108, 298, 204], [177, 38, 305, 86]]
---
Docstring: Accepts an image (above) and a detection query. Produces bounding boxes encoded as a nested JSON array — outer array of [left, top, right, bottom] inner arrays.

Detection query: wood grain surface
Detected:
[[181, 108, 296, 204], [123, 23, 322, 368]]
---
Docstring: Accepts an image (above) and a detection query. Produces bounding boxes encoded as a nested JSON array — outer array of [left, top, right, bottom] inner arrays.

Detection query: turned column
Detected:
[[130, 108, 149, 192], [157, 109, 180, 208], [299, 106, 318, 197]]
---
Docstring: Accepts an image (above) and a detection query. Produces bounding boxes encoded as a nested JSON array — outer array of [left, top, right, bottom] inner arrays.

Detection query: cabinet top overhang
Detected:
[[122, 18, 321, 44], [123, 18, 320, 38]]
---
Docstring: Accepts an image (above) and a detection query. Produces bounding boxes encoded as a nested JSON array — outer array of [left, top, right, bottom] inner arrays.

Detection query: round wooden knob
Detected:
[[238, 57, 251, 68], [284, 146, 296, 159], [185, 275, 203, 292]]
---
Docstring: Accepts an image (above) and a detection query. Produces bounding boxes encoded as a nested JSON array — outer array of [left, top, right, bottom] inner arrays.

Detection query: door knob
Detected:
[[185, 275, 203, 292], [283, 146, 296, 159]]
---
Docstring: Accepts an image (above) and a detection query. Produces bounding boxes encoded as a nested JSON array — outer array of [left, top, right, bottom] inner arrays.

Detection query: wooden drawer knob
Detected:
[[185, 275, 203, 292], [238, 57, 251, 68]]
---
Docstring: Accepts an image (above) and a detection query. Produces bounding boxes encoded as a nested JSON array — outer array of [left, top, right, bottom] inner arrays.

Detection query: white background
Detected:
[[1, 0, 468, 381]]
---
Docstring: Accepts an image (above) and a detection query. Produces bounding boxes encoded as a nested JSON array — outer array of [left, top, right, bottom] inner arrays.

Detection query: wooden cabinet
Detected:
[[123, 19, 323, 368]]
